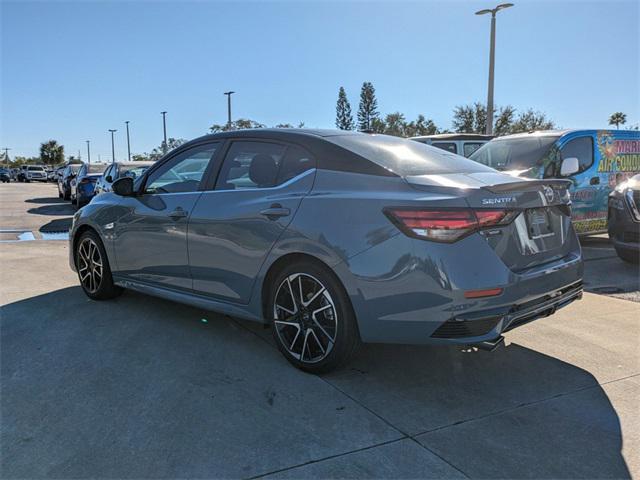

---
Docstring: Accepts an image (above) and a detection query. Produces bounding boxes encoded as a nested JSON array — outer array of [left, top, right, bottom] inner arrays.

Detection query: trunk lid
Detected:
[[405, 172, 576, 272]]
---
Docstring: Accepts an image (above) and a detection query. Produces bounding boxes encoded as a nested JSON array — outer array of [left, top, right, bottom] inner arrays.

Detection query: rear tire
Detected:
[[63, 188, 70, 201], [75, 230, 123, 300], [268, 260, 361, 374]]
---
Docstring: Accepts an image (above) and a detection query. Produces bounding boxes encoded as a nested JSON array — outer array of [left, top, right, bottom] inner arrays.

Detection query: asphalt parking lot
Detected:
[[1, 182, 639, 479]]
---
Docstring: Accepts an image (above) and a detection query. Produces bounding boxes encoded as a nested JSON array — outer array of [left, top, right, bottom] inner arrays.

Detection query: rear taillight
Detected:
[[384, 208, 517, 243]]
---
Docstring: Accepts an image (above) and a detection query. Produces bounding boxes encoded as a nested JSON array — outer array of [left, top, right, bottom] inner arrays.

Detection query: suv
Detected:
[[411, 133, 493, 158], [23, 165, 48, 182]]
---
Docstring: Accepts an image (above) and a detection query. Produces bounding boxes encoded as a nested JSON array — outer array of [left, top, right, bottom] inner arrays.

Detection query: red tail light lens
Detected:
[[385, 208, 516, 242]]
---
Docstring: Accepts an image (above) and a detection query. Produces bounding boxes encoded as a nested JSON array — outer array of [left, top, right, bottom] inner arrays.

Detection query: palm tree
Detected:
[[608, 112, 627, 130], [39, 140, 64, 165]]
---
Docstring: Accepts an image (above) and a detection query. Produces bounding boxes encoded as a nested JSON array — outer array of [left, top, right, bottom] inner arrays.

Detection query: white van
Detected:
[[411, 133, 493, 158]]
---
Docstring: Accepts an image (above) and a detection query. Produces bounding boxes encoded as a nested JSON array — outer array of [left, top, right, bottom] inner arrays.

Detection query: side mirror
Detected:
[[105, 175, 113, 183], [112, 177, 135, 196], [560, 157, 579, 177]]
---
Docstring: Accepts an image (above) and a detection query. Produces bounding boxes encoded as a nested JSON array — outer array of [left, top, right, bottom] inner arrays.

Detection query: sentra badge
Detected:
[[481, 196, 516, 205]]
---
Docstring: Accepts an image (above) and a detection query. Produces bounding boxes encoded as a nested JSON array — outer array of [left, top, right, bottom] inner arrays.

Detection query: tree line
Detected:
[[2, 87, 633, 167]]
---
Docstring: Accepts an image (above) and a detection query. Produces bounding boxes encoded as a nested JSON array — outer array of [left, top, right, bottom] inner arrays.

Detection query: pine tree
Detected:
[[357, 82, 379, 131], [335, 87, 355, 130]]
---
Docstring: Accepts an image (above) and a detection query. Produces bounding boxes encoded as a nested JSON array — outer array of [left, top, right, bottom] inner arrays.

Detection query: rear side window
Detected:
[[463, 142, 484, 157], [277, 145, 316, 184], [560, 136, 594, 173], [431, 142, 457, 154], [327, 134, 494, 176], [216, 142, 286, 190]]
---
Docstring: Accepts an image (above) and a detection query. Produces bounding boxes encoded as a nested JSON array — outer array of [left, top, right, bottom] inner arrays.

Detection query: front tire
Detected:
[[75, 231, 122, 300], [268, 261, 361, 374]]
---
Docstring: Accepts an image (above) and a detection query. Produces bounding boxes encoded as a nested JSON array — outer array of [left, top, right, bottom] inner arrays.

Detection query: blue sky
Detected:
[[1, 0, 638, 160]]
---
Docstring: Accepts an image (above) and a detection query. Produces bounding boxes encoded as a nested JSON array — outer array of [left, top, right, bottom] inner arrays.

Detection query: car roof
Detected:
[[185, 128, 362, 145], [411, 133, 494, 141]]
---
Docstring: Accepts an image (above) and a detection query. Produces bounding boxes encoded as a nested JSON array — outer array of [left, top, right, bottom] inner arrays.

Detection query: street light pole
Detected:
[[125, 121, 131, 161], [2, 148, 10, 167], [224, 91, 235, 130], [108, 129, 117, 163], [475, 3, 513, 136], [86, 140, 91, 165], [161, 111, 168, 153]]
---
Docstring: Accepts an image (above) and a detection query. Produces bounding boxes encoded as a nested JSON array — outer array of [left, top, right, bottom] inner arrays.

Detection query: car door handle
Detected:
[[169, 207, 188, 220], [260, 204, 290, 219]]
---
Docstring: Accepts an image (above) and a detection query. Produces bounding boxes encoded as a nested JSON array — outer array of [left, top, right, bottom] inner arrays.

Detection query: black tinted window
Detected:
[[328, 134, 493, 176], [216, 141, 286, 190], [561, 136, 593, 173], [277, 145, 316, 184]]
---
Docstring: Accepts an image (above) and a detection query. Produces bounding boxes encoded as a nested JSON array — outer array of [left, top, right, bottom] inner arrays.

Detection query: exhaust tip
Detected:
[[471, 335, 505, 352]]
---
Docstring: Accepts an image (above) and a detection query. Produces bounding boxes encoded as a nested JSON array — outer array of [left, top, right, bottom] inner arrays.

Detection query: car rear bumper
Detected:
[[335, 231, 584, 345]]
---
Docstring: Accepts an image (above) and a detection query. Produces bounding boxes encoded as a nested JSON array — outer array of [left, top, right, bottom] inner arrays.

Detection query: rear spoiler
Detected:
[[482, 178, 572, 193]]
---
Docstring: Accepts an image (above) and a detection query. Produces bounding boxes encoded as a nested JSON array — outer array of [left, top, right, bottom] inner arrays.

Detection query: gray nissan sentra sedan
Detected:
[[69, 129, 583, 373]]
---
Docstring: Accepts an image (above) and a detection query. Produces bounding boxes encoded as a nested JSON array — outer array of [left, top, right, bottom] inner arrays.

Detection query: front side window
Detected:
[[560, 136, 594, 174], [216, 141, 286, 190], [145, 143, 219, 194]]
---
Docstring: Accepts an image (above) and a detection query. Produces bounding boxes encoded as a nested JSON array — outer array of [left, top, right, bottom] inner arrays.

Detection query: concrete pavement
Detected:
[[1, 182, 638, 478]]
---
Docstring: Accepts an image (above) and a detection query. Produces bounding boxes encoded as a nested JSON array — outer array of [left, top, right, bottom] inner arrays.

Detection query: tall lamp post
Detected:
[[125, 121, 131, 161], [2, 148, 10, 168], [161, 111, 168, 153], [475, 3, 513, 136], [86, 140, 91, 165], [224, 91, 235, 130], [108, 129, 117, 163]]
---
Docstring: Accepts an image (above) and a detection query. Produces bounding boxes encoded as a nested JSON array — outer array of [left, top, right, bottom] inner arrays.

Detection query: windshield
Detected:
[[470, 135, 560, 171], [28, 166, 45, 171], [328, 134, 495, 176]]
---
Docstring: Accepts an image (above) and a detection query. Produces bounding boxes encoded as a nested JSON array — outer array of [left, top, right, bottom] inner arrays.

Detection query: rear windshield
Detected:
[[87, 164, 107, 174], [327, 134, 494, 176], [470, 135, 560, 171], [120, 164, 151, 179]]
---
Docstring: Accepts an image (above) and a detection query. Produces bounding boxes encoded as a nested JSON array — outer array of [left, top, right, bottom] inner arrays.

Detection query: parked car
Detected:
[[58, 164, 81, 200], [411, 133, 493, 157], [23, 165, 48, 182], [0, 168, 10, 183], [69, 130, 583, 373], [608, 174, 640, 264], [94, 161, 155, 195], [470, 129, 640, 235], [71, 163, 108, 207]]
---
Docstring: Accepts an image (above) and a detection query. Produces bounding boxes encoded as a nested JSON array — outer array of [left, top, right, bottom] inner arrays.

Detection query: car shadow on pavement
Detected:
[[26, 204, 75, 216], [24, 197, 66, 204], [39, 218, 73, 233], [1, 287, 631, 479]]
